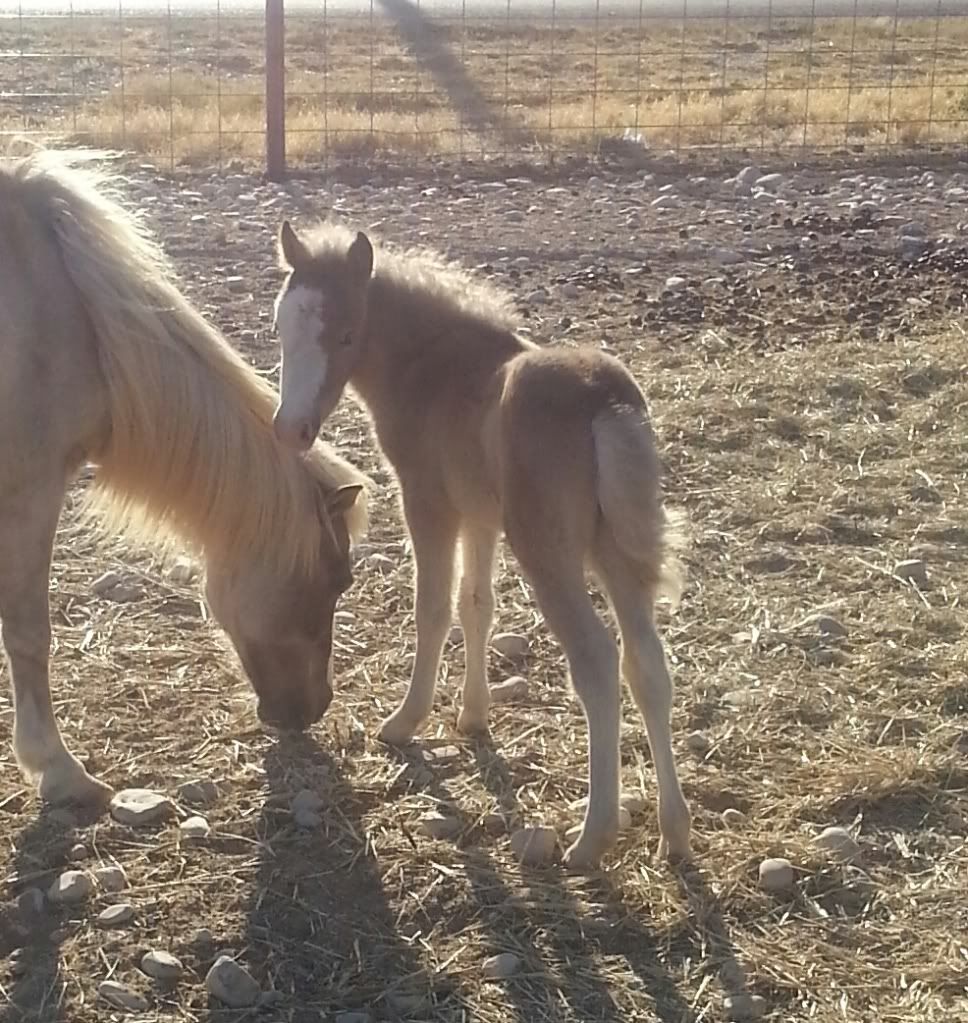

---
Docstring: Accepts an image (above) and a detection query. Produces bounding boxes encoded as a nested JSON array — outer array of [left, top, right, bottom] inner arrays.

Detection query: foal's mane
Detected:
[[3, 148, 367, 570], [296, 221, 521, 333]]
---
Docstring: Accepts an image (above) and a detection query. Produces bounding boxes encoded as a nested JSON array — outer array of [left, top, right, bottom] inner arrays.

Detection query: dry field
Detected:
[[2, 9, 968, 166], [1, 156, 967, 1023]]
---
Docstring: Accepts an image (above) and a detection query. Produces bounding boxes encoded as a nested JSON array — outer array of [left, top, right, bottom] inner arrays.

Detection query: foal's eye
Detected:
[[340, 333, 353, 348]]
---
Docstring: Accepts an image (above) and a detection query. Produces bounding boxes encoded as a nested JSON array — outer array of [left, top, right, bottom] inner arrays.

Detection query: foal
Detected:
[[271, 222, 691, 868]]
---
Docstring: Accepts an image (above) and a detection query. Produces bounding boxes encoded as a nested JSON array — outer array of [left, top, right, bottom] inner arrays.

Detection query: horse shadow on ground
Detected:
[[0, 796, 103, 1023], [228, 732, 461, 1023]]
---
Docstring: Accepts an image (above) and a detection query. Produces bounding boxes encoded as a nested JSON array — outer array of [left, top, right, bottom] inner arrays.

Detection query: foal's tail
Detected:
[[592, 407, 688, 610]]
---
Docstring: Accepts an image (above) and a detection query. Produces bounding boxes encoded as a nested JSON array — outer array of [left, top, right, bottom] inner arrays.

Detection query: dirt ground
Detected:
[[0, 153, 967, 1023]]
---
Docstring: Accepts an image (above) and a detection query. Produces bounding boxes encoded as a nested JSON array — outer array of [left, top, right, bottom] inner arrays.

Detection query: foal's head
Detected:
[[204, 482, 363, 731], [271, 221, 374, 451]]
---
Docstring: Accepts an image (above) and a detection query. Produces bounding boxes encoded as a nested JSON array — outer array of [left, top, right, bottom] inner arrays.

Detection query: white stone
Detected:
[[99, 980, 149, 1012], [814, 826, 861, 862], [178, 778, 219, 806], [758, 857, 795, 892], [510, 826, 557, 866], [724, 992, 767, 1020], [98, 902, 136, 928], [722, 808, 745, 828], [483, 951, 521, 980], [167, 556, 197, 584], [418, 813, 461, 840], [205, 956, 261, 1008], [180, 815, 211, 840], [491, 633, 530, 660], [490, 676, 528, 704], [293, 808, 322, 829], [291, 788, 324, 815], [664, 275, 687, 292], [141, 950, 184, 982], [47, 870, 93, 904], [686, 730, 711, 754], [814, 614, 849, 638], [110, 789, 174, 827], [95, 864, 127, 892], [620, 793, 647, 815], [894, 558, 929, 587]]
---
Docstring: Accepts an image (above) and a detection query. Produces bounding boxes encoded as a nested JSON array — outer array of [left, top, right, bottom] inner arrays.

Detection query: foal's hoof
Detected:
[[562, 830, 616, 872], [378, 714, 421, 747], [39, 766, 113, 808], [455, 709, 490, 738]]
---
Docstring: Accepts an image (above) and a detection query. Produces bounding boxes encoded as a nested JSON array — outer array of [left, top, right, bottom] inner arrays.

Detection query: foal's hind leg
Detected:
[[594, 538, 691, 860], [0, 481, 113, 805], [524, 563, 622, 870], [455, 526, 498, 736], [379, 493, 459, 746]]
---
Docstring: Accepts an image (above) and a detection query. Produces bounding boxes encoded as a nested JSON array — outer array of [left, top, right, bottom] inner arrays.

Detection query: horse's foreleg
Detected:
[[378, 493, 459, 746], [0, 481, 113, 806]]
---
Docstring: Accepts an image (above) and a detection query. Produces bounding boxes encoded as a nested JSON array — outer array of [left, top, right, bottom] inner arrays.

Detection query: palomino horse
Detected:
[[269, 221, 691, 869], [0, 150, 368, 807]]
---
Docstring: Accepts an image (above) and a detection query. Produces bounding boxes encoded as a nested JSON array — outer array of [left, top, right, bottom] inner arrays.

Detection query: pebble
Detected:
[[98, 980, 149, 1012], [9, 948, 27, 976], [491, 632, 530, 661], [525, 289, 549, 305], [758, 857, 795, 892], [95, 864, 127, 892], [178, 778, 219, 806], [814, 825, 861, 862], [335, 1013, 372, 1023], [482, 951, 521, 980], [68, 842, 88, 861], [722, 808, 745, 828], [894, 558, 929, 587], [47, 870, 93, 905], [418, 812, 462, 840], [814, 614, 849, 638], [686, 730, 711, 755], [490, 676, 528, 704], [291, 788, 324, 815], [110, 789, 175, 827], [180, 815, 211, 839], [205, 955, 261, 1008], [756, 172, 783, 190], [141, 950, 184, 982], [509, 826, 557, 866], [560, 282, 580, 299], [724, 992, 767, 1020], [664, 275, 687, 292], [620, 793, 646, 815], [366, 552, 395, 575], [167, 556, 198, 584], [17, 887, 45, 914], [293, 807, 322, 829], [97, 902, 137, 928]]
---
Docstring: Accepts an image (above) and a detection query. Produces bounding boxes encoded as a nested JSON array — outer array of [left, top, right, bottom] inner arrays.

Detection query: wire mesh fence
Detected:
[[2, 0, 968, 176]]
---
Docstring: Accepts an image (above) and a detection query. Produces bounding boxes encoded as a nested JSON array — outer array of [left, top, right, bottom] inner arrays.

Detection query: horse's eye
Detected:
[[341, 333, 353, 348]]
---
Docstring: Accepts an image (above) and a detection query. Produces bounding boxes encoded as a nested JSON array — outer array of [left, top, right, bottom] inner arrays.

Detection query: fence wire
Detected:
[[2, 0, 968, 175]]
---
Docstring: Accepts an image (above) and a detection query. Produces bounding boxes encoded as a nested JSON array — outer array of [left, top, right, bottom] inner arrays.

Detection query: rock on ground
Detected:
[[110, 789, 175, 827], [205, 955, 261, 1008]]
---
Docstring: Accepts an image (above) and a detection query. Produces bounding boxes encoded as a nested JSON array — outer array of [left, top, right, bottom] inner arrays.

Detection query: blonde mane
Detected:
[[297, 220, 521, 334], [4, 148, 367, 570]]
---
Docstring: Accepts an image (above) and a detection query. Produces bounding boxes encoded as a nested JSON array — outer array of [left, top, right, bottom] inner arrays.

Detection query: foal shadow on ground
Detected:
[[1, 797, 103, 1023], [460, 737, 735, 1023], [230, 731, 462, 1023]]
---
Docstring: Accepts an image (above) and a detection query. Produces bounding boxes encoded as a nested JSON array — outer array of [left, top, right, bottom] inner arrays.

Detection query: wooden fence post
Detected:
[[265, 0, 286, 180]]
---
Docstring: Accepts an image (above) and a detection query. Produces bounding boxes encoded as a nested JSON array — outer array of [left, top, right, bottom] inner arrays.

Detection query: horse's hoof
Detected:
[[562, 830, 614, 872], [455, 709, 490, 737], [378, 714, 420, 747], [39, 766, 113, 807]]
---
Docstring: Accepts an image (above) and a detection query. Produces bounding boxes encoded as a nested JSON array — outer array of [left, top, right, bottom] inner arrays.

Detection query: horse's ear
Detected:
[[278, 220, 312, 270], [347, 231, 374, 282], [326, 483, 364, 518]]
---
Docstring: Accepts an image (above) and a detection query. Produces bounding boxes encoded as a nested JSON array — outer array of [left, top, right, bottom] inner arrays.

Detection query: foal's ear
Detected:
[[278, 220, 312, 270], [326, 483, 365, 518], [347, 231, 374, 283]]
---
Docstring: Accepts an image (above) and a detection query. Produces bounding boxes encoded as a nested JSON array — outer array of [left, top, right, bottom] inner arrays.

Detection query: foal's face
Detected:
[[205, 485, 362, 731], [272, 222, 374, 452]]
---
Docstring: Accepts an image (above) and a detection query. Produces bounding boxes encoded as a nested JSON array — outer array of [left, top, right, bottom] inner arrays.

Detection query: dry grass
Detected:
[[2, 11, 968, 166], [1, 240, 965, 1019]]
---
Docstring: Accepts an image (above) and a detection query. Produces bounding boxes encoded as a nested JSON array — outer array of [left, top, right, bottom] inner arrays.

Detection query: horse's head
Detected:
[[270, 221, 373, 451], [203, 482, 363, 731]]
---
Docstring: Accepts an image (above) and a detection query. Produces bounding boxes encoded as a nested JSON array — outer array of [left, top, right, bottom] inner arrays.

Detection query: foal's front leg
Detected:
[[378, 495, 459, 746], [455, 526, 498, 736], [0, 482, 113, 805]]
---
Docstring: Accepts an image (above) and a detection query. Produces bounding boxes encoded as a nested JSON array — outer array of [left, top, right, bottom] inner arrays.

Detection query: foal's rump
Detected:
[[497, 344, 684, 603]]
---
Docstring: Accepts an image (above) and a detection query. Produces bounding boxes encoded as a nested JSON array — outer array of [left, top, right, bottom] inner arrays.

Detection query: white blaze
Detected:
[[274, 284, 328, 424]]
